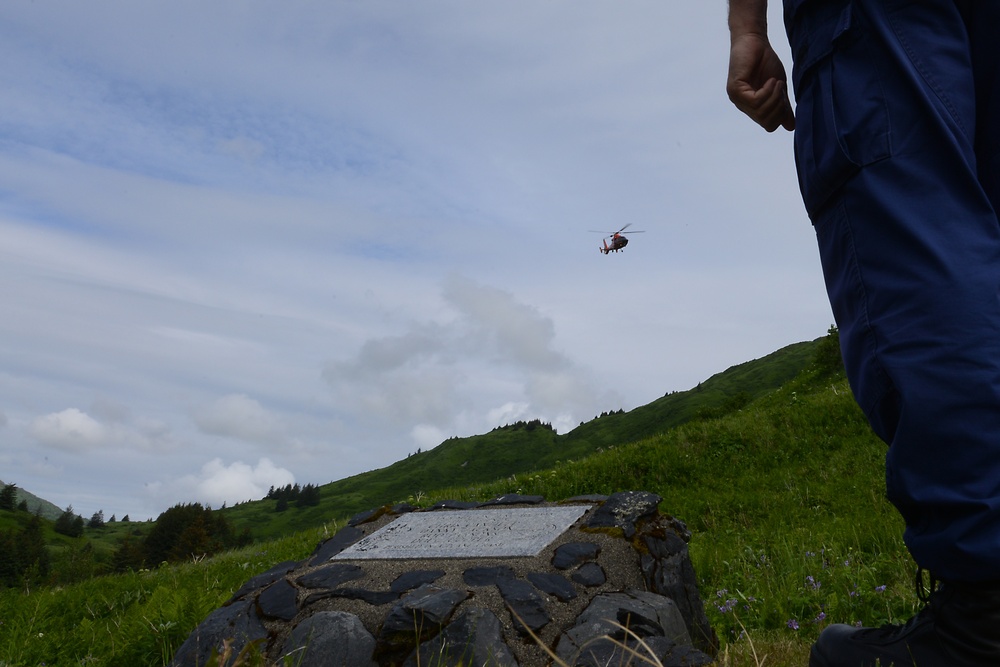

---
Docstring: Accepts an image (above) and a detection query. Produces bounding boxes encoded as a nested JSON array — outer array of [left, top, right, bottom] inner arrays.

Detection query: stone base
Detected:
[[171, 491, 719, 667]]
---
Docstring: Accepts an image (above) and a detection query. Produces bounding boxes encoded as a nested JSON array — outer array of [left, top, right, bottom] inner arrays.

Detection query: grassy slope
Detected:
[[0, 481, 64, 522], [0, 334, 921, 666], [223, 339, 820, 539]]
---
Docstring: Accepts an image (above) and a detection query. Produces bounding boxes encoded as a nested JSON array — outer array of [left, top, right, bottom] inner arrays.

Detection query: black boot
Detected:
[[809, 572, 1000, 666]]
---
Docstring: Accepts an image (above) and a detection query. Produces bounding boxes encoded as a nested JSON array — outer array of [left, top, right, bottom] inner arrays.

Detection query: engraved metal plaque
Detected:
[[332, 505, 589, 560]]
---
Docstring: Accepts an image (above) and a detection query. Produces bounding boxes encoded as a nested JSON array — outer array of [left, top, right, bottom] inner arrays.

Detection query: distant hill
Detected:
[[0, 479, 64, 522], [223, 337, 825, 538]]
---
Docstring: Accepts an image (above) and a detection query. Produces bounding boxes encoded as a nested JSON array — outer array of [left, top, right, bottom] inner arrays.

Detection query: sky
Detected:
[[0, 1, 831, 521]]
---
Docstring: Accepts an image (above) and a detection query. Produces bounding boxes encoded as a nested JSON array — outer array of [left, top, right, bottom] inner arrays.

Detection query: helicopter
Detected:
[[593, 223, 645, 254]]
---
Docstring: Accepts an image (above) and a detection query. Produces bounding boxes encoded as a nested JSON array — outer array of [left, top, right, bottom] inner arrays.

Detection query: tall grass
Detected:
[[0, 370, 917, 666], [0, 530, 323, 667]]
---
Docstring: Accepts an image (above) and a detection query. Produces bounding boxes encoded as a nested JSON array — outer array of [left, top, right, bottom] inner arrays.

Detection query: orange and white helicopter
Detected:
[[594, 223, 645, 254]]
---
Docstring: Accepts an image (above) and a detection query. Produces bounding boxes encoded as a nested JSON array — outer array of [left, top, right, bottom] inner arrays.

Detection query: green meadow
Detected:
[[0, 331, 920, 666]]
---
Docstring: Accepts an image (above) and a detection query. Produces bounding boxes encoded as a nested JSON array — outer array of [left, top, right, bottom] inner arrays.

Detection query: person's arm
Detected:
[[727, 0, 795, 132]]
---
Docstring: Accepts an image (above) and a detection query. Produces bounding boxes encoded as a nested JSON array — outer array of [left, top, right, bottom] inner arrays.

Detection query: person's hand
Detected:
[[727, 31, 795, 132]]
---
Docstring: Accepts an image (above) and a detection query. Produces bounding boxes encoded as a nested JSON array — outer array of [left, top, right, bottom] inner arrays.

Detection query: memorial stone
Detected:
[[171, 492, 717, 667]]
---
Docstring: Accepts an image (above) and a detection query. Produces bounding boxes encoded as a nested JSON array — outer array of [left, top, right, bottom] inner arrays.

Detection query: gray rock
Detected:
[[497, 578, 550, 635], [552, 542, 601, 570], [170, 599, 267, 667], [585, 491, 661, 538], [256, 579, 298, 621], [556, 591, 691, 665], [527, 572, 577, 602], [571, 562, 606, 587], [227, 559, 299, 603], [640, 530, 718, 655], [304, 587, 399, 606], [296, 562, 364, 590], [391, 569, 446, 593], [403, 608, 519, 667], [463, 565, 516, 586], [308, 525, 365, 565], [376, 584, 472, 661], [481, 494, 545, 506], [278, 611, 376, 667]]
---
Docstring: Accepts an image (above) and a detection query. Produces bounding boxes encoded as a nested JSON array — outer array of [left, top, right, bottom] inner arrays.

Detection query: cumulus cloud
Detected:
[[194, 394, 285, 445], [29, 408, 108, 451], [323, 275, 608, 442], [28, 406, 170, 453], [153, 458, 295, 508]]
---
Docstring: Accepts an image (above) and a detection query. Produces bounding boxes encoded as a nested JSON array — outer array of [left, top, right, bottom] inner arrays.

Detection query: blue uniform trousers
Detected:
[[784, 0, 1000, 582]]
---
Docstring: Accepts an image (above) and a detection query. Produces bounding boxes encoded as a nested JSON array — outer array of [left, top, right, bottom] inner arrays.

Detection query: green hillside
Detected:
[[223, 337, 823, 538], [0, 329, 917, 667], [0, 479, 64, 521]]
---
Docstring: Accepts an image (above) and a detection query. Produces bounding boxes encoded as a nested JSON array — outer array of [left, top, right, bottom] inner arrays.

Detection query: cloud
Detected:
[[154, 458, 295, 509], [323, 275, 610, 440], [27, 407, 170, 453], [29, 408, 107, 451], [194, 394, 285, 445]]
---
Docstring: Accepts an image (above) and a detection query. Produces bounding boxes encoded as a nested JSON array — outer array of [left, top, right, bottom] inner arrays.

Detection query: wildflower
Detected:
[[875, 585, 887, 593], [814, 612, 827, 624], [787, 619, 800, 630], [806, 575, 822, 590]]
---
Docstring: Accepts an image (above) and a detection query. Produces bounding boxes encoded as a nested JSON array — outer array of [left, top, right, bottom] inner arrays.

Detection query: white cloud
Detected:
[[27, 407, 170, 454], [323, 275, 610, 440], [29, 408, 107, 451], [153, 458, 295, 509], [194, 394, 285, 445]]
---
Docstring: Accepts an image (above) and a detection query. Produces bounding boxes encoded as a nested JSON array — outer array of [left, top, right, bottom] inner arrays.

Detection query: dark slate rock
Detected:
[[564, 494, 609, 503], [556, 591, 692, 665], [391, 502, 418, 514], [308, 525, 365, 565], [403, 608, 519, 667], [463, 565, 516, 587], [430, 499, 481, 510], [278, 610, 376, 667], [296, 563, 364, 590], [228, 560, 299, 603], [481, 494, 545, 506], [348, 506, 390, 526], [497, 578, 550, 635], [391, 569, 446, 593], [640, 531, 718, 655], [377, 584, 472, 654], [526, 572, 577, 602], [552, 542, 601, 570], [256, 579, 298, 621], [576, 636, 678, 667], [585, 491, 661, 539], [323, 587, 400, 606], [571, 562, 606, 587], [170, 599, 267, 667]]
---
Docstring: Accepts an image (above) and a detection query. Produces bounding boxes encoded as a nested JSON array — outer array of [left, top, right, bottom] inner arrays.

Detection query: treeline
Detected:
[[265, 483, 321, 512], [0, 514, 48, 588], [490, 419, 555, 433], [112, 503, 251, 571]]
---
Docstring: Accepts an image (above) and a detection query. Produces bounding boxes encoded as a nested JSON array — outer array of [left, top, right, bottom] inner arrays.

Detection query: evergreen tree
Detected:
[[55, 505, 84, 538], [0, 484, 17, 511], [88, 510, 105, 529]]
